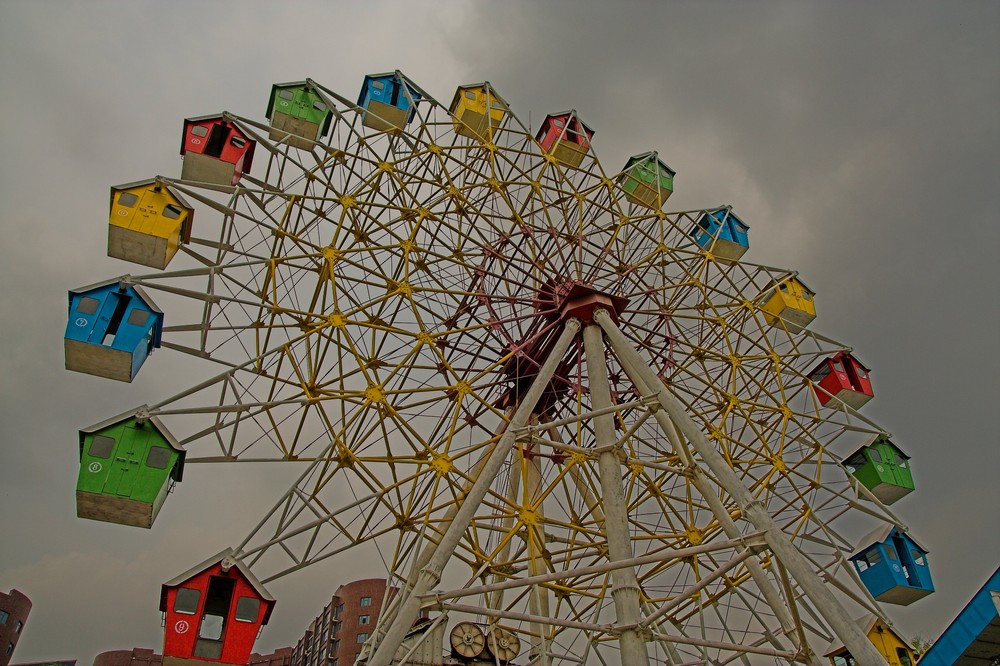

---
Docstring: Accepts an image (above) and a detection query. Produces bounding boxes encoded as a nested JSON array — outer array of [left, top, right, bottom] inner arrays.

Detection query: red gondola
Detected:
[[161, 549, 275, 666], [808, 351, 874, 409]]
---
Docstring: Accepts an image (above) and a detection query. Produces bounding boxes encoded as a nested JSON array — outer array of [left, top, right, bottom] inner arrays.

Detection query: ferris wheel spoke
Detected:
[[237, 472, 428, 583]]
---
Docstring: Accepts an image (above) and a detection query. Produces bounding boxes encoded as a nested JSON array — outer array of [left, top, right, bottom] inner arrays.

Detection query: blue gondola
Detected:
[[691, 208, 750, 261], [64, 279, 163, 382], [850, 525, 934, 605], [358, 72, 421, 132]]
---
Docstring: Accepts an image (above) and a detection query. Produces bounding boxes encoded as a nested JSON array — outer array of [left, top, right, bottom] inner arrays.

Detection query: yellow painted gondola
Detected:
[[108, 179, 194, 270], [761, 276, 816, 334], [449, 83, 508, 140], [823, 614, 916, 666]]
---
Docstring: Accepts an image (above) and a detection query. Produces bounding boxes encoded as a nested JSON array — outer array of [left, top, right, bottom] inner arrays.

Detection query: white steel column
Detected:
[[582, 323, 650, 666], [594, 308, 889, 666], [488, 453, 521, 613], [524, 444, 553, 666], [628, 369, 819, 664], [564, 449, 688, 665], [375, 407, 515, 647], [486, 436, 552, 666], [367, 319, 582, 666]]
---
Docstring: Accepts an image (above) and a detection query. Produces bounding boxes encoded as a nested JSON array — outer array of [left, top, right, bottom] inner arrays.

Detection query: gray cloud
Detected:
[[1, 0, 997, 661]]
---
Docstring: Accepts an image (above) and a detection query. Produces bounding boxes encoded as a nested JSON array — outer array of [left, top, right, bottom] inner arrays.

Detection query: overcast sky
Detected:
[[1, 1, 998, 663]]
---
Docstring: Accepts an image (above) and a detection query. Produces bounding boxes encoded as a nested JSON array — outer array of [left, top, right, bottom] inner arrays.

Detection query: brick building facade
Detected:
[[291, 579, 393, 666], [0, 588, 31, 666], [92, 646, 292, 666], [92, 649, 162, 666]]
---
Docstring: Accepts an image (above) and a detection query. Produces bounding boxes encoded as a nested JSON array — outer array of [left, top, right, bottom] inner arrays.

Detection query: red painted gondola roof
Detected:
[[179, 114, 252, 156], [159, 547, 275, 621], [541, 110, 595, 135]]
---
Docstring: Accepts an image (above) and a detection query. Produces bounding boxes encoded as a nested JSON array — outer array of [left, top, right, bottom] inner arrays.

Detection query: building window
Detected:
[[15, 620, 22, 634], [6, 644, 12, 656], [357, 632, 368, 644], [0, 610, 8, 624], [358, 614, 370, 625], [360, 596, 372, 607]]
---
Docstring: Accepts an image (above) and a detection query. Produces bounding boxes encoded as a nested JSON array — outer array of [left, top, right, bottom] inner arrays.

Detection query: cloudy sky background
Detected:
[[1, 1, 997, 662]]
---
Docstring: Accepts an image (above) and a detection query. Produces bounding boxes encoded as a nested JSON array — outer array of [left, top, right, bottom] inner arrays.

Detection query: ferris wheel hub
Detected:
[[558, 285, 628, 325], [534, 279, 629, 325]]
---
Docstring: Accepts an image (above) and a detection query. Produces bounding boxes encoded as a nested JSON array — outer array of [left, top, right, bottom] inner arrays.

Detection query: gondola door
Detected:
[[104, 425, 148, 497], [194, 576, 236, 658]]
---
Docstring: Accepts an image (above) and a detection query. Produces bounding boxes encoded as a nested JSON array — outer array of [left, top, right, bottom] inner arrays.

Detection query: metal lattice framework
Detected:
[[93, 74, 911, 665]]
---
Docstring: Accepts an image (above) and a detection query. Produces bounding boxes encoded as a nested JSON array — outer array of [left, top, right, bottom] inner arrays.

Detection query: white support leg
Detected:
[[632, 368, 820, 664], [367, 319, 581, 666], [594, 308, 888, 666], [370, 399, 526, 661], [487, 435, 552, 666], [582, 324, 650, 666], [524, 446, 553, 666]]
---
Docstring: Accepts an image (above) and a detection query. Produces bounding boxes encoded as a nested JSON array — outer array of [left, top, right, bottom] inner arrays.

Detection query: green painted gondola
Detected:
[[617, 152, 675, 210], [843, 435, 913, 505], [77, 407, 185, 528], [265, 81, 333, 150]]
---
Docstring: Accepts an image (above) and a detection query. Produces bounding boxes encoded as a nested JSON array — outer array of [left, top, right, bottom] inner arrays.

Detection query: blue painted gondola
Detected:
[[64, 279, 163, 382], [691, 208, 750, 261], [358, 72, 421, 132], [850, 525, 934, 605]]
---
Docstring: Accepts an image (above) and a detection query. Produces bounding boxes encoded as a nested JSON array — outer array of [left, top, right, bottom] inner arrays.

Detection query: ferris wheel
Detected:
[[64, 72, 933, 666]]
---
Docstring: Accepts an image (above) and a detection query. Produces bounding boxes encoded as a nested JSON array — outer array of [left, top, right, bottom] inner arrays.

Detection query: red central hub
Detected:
[[496, 281, 629, 414], [534, 279, 629, 324], [557, 282, 629, 324]]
